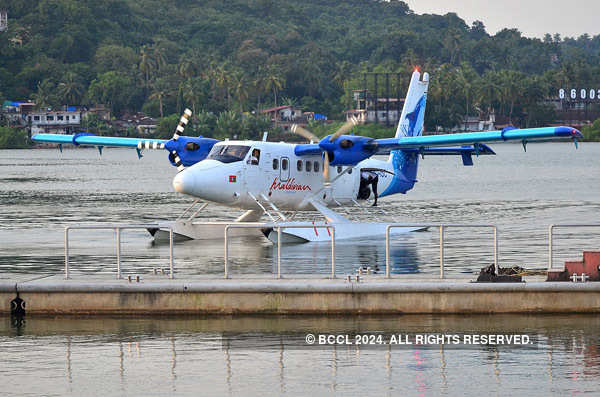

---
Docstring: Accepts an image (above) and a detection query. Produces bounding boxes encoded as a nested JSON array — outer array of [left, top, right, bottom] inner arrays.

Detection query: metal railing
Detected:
[[224, 223, 335, 279], [385, 224, 498, 279], [64, 224, 174, 280], [548, 224, 600, 270]]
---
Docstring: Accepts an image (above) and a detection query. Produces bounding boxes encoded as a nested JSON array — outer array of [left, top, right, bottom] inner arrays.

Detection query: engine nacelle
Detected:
[[164, 136, 219, 167], [319, 135, 377, 166]]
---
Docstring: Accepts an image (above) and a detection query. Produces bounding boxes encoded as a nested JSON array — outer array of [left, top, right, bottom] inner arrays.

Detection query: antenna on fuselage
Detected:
[[262, 131, 268, 141]]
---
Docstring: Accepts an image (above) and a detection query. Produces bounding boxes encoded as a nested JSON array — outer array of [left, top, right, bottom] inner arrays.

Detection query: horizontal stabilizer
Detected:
[[403, 144, 495, 166]]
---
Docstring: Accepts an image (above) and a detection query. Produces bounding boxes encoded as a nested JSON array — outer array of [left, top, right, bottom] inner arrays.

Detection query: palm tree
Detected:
[[150, 83, 170, 118], [182, 79, 197, 116], [231, 73, 250, 112], [476, 77, 501, 118], [457, 66, 476, 131], [152, 46, 168, 73], [178, 58, 197, 80], [33, 80, 54, 109], [264, 68, 285, 107], [213, 64, 233, 108], [139, 45, 156, 93], [281, 97, 298, 107], [253, 68, 269, 111], [58, 72, 83, 105], [498, 70, 524, 123]]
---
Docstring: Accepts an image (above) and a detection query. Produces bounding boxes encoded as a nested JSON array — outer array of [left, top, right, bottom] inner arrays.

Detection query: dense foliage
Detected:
[[0, 127, 28, 148], [581, 119, 600, 141], [2, 0, 600, 139]]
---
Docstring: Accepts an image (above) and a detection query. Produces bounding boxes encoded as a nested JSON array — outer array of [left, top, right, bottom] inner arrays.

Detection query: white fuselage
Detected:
[[172, 140, 397, 211]]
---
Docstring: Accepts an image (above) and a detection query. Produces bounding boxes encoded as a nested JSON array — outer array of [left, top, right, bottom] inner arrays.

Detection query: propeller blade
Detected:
[[290, 124, 319, 142], [323, 151, 331, 186], [173, 108, 192, 141], [169, 108, 193, 172], [329, 116, 359, 142], [137, 141, 165, 150]]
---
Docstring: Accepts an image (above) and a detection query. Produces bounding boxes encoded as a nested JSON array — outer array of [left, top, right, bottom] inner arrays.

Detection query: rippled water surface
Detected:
[[1, 143, 599, 276], [1, 314, 600, 396], [1, 144, 600, 396]]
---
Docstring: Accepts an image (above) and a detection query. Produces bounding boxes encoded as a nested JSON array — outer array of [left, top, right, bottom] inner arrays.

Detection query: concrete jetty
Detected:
[[2, 273, 600, 314]]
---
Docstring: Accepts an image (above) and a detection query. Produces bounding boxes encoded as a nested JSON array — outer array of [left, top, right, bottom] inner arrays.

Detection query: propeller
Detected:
[[170, 108, 192, 172], [135, 108, 192, 166], [290, 116, 361, 186]]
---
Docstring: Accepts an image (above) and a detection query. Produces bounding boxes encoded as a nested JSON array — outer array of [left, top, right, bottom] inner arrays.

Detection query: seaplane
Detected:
[[33, 69, 583, 243]]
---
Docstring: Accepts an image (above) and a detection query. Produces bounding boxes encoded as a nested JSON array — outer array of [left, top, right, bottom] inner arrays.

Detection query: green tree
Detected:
[[264, 68, 285, 107], [33, 80, 55, 109], [58, 72, 83, 105], [215, 110, 242, 138], [581, 118, 600, 141], [88, 72, 134, 115], [149, 81, 170, 118], [498, 70, 525, 123], [156, 114, 180, 139], [139, 45, 156, 93], [231, 73, 250, 112], [0, 127, 29, 148], [194, 111, 217, 137]]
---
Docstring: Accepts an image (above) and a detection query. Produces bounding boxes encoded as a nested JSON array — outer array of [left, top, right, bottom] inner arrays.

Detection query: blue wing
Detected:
[[294, 126, 581, 166], [32, 132, 219, 167], [374, 126, 581, 152], [32, 132, 167, 149]]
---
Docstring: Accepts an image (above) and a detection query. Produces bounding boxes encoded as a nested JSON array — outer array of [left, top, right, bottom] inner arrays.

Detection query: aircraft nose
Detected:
[[172, 170, 194, 194]]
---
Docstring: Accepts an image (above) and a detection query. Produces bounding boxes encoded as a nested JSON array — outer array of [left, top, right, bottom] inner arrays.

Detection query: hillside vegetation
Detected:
[[2, 0, 600, 140]]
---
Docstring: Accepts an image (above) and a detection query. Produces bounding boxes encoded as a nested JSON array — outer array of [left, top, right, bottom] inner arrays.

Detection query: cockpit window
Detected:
[[207, 145, 250, 163]]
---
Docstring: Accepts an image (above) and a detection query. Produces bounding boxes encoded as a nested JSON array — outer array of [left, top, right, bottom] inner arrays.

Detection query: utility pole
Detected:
[[0, 10, 7, 32]]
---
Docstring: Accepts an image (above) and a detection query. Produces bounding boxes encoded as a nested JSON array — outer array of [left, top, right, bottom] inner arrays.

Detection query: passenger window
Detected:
[[314, 161, 320, 172], [337, 166, 342, 174], [297, 160, 303, 171], [273, 159, 279, 170], [282, 158, 288, 171], [305, 161, 312, 172]]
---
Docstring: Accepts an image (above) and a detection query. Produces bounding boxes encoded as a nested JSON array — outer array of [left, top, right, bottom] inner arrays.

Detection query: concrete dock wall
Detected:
[[2, 279, 600, 314]]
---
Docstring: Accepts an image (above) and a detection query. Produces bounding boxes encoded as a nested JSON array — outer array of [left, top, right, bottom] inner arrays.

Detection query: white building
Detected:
[[260, 105, 303, 122], [28, 110, 82, 134], [451, 114, 496, 132]]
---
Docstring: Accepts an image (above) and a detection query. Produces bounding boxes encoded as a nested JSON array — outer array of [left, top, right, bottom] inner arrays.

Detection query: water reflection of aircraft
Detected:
[[33, 70, 582, 243], [169, 234, 422, 275]]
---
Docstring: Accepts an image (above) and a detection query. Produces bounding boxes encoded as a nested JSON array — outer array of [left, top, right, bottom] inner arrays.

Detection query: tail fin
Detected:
[[394, 69, 429, 139], [381, 70, 429, 197]]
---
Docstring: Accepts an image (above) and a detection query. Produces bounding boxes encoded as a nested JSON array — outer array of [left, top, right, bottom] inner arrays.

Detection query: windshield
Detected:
[[206, 145, 251, 163]]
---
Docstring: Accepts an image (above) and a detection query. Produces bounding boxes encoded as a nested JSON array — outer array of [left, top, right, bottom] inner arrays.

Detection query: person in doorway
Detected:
[[359, 170, 379, 206]]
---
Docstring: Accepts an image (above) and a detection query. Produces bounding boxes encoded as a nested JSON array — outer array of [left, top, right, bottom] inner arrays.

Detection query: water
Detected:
[[1, 143, 599, 276], [1, 143, 600, 395], [1, 314, 599, 396]]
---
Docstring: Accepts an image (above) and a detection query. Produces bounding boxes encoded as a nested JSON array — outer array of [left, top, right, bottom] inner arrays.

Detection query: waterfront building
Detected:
[[28, 108, 82, 135], [260, 105, 304, 122], [112, 112, 157, 135]]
